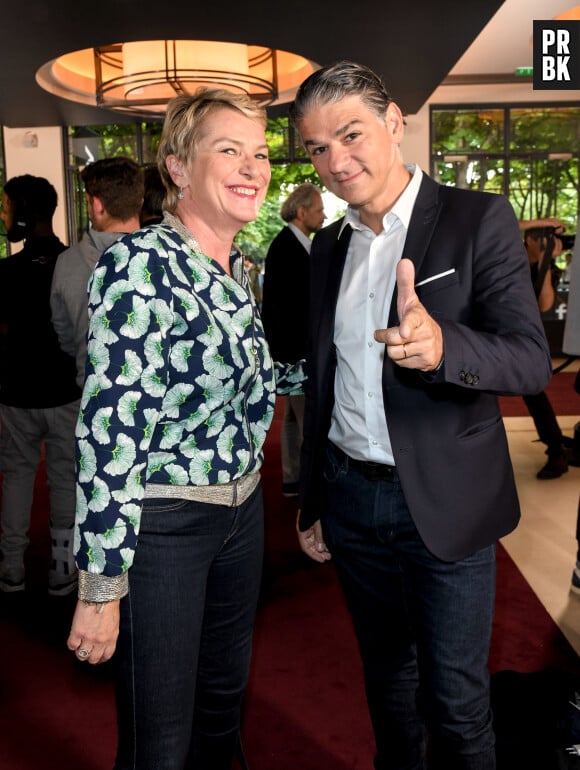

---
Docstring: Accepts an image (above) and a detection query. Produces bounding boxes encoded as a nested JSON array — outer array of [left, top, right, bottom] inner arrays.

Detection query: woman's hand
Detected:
[[67, 599, 121, 664]]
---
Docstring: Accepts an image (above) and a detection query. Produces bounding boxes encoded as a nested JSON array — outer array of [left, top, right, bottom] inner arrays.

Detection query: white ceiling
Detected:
[[451, 0, 577, 76], [424, 0, 580, 107]]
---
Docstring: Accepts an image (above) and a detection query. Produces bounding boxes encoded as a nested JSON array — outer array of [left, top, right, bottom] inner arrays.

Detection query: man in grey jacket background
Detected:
[[50, 157, 144, 386]]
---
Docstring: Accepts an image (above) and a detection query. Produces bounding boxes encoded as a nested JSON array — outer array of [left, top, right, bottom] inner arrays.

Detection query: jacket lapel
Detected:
[[388, 175, 442, 326]]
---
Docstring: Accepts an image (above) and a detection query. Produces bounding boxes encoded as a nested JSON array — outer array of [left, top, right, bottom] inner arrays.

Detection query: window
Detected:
[[65, 122, 163, 243], [431, 103, 580, 354], [65, 117, 323, 262], [430, 104, 580, 228]]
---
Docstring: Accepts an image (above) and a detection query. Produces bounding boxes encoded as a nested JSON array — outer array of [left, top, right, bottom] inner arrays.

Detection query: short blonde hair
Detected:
[[158, 88, 267, 212]]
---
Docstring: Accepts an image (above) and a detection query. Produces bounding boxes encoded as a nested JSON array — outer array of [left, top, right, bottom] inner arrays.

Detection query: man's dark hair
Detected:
[[289, 61, 393, 127], [81, 157, 144, 221], [140, 165, 166, 225], [3, 174, 58, 223]]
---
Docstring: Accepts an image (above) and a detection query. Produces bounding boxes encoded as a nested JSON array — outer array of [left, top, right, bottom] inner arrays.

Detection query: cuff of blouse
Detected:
[[78, 569, 129, 603]]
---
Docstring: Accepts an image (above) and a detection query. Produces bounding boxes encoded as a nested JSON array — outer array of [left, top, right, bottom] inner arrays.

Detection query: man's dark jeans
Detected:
[[322, 443, 496, 770]]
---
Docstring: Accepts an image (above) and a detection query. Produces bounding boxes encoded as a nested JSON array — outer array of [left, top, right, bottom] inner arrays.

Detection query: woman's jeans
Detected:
[[114, 485, 264, 770], [322, 444, 496, 770]]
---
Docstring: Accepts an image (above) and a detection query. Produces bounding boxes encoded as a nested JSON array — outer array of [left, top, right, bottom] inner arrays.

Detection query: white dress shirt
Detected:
[[328, 164, 423, 465]]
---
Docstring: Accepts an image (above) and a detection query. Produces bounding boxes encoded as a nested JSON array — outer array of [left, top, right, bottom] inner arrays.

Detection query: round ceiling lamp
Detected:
[[36, 40, 318, 116], [554, 4, 580, 20]]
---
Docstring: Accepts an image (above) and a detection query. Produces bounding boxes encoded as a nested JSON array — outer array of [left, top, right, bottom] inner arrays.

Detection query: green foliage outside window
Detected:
[[510, 107, 580, 153], [431, 105, 580, 232], [68, 122, 163, 242], [432, 108, 506, 155]]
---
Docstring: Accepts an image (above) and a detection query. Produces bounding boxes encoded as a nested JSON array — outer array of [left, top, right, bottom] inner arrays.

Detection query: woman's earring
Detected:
[[177, 187, 184, 200]]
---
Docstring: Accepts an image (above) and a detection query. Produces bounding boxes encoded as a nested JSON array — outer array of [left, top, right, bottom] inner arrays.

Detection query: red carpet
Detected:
[[1, 398, 579, 770], [499, 370, 579, 417]]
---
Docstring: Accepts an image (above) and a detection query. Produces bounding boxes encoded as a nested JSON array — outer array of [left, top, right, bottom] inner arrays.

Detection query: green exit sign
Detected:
[[515, 66, 534, 76]]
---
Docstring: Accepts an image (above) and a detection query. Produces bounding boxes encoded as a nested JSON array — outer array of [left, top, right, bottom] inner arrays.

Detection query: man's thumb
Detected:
[[397, 258, 417, 312]]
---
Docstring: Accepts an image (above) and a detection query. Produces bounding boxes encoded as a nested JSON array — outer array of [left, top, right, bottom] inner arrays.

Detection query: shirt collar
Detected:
[[338, 164, 423, 238]]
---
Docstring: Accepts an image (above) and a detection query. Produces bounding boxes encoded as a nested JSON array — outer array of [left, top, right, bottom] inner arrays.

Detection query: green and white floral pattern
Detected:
[[75, 222, 304, 578]]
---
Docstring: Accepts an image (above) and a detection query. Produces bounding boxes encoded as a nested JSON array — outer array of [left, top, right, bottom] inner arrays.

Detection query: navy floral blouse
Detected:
[[74, 216, 304, 585]]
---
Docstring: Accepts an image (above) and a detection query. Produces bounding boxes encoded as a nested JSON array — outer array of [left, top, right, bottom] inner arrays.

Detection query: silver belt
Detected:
[[145, 472, 260, 507]]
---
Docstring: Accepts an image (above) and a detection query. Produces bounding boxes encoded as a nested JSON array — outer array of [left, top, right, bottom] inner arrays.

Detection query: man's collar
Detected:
[[338, 164, 423, 238]]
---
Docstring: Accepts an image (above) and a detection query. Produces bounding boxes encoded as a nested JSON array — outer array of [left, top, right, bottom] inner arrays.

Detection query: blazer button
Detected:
[[459, 370, 466, 382], [472, 375, 480, 385], [465, 373, 474, 385]]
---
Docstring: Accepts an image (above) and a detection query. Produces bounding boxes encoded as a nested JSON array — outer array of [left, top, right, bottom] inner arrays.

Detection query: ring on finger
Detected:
[[77, 647, 90, 659]]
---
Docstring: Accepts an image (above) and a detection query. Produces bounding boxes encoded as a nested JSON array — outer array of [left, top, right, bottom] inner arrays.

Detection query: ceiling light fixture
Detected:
[[36, 40, 318, 117], [555, 4, 580, 20]]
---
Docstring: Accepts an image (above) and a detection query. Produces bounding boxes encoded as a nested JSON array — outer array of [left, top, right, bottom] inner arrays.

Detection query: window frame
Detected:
[[429, 100, 580, 228]]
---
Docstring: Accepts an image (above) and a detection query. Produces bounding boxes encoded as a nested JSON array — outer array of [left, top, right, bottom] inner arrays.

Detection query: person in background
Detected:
[[51, 157, 143, 388], [561, 222, 580, 377], [563, 233, 580, 593], [570, 496, 580, 596], [140, 164, 165, 226], [0, 174, 81, 595], [261, 183, 325, 497], [66, 88, 304, 770], [290, 61, 552, 770], [522, 223, 570, 478]]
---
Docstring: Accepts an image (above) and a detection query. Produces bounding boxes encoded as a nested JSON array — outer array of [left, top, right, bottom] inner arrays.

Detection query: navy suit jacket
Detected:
[[298, 174, 552, 562], [261, 226, 310, 363]]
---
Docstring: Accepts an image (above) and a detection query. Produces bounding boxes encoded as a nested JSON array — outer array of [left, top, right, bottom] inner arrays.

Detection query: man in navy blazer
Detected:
[[289, 62, 552, 770], [261, 183, 325, 496]]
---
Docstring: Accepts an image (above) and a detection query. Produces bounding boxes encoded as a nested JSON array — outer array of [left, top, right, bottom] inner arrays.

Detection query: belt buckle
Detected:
[[364, 461, 394, 482], [365, 462, 383, 481]]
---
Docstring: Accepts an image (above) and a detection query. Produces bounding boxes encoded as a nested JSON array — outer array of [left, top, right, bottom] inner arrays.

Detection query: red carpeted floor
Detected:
[[499, 370, 579, 417], [1, 395, 579, 770]]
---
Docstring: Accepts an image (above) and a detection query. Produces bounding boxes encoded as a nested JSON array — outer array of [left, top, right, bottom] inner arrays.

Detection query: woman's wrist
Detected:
[[78, 569, 129, 603]]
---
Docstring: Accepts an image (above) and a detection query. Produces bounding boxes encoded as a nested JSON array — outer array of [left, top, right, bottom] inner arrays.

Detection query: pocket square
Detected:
[[415, 268, 456, 288]]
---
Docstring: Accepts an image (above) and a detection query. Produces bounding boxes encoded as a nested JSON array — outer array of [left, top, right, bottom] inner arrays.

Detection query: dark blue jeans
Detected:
[[322, 444, 496, 770], [114, 485, 264, 770]]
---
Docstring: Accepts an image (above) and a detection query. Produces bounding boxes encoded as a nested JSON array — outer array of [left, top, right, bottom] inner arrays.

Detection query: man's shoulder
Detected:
[[54, 241, 84, 275], [56, 240, 83, 260], [424, 174, 507, 209], [268, 225, 296, 248], [265, 225, 307, 263]]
